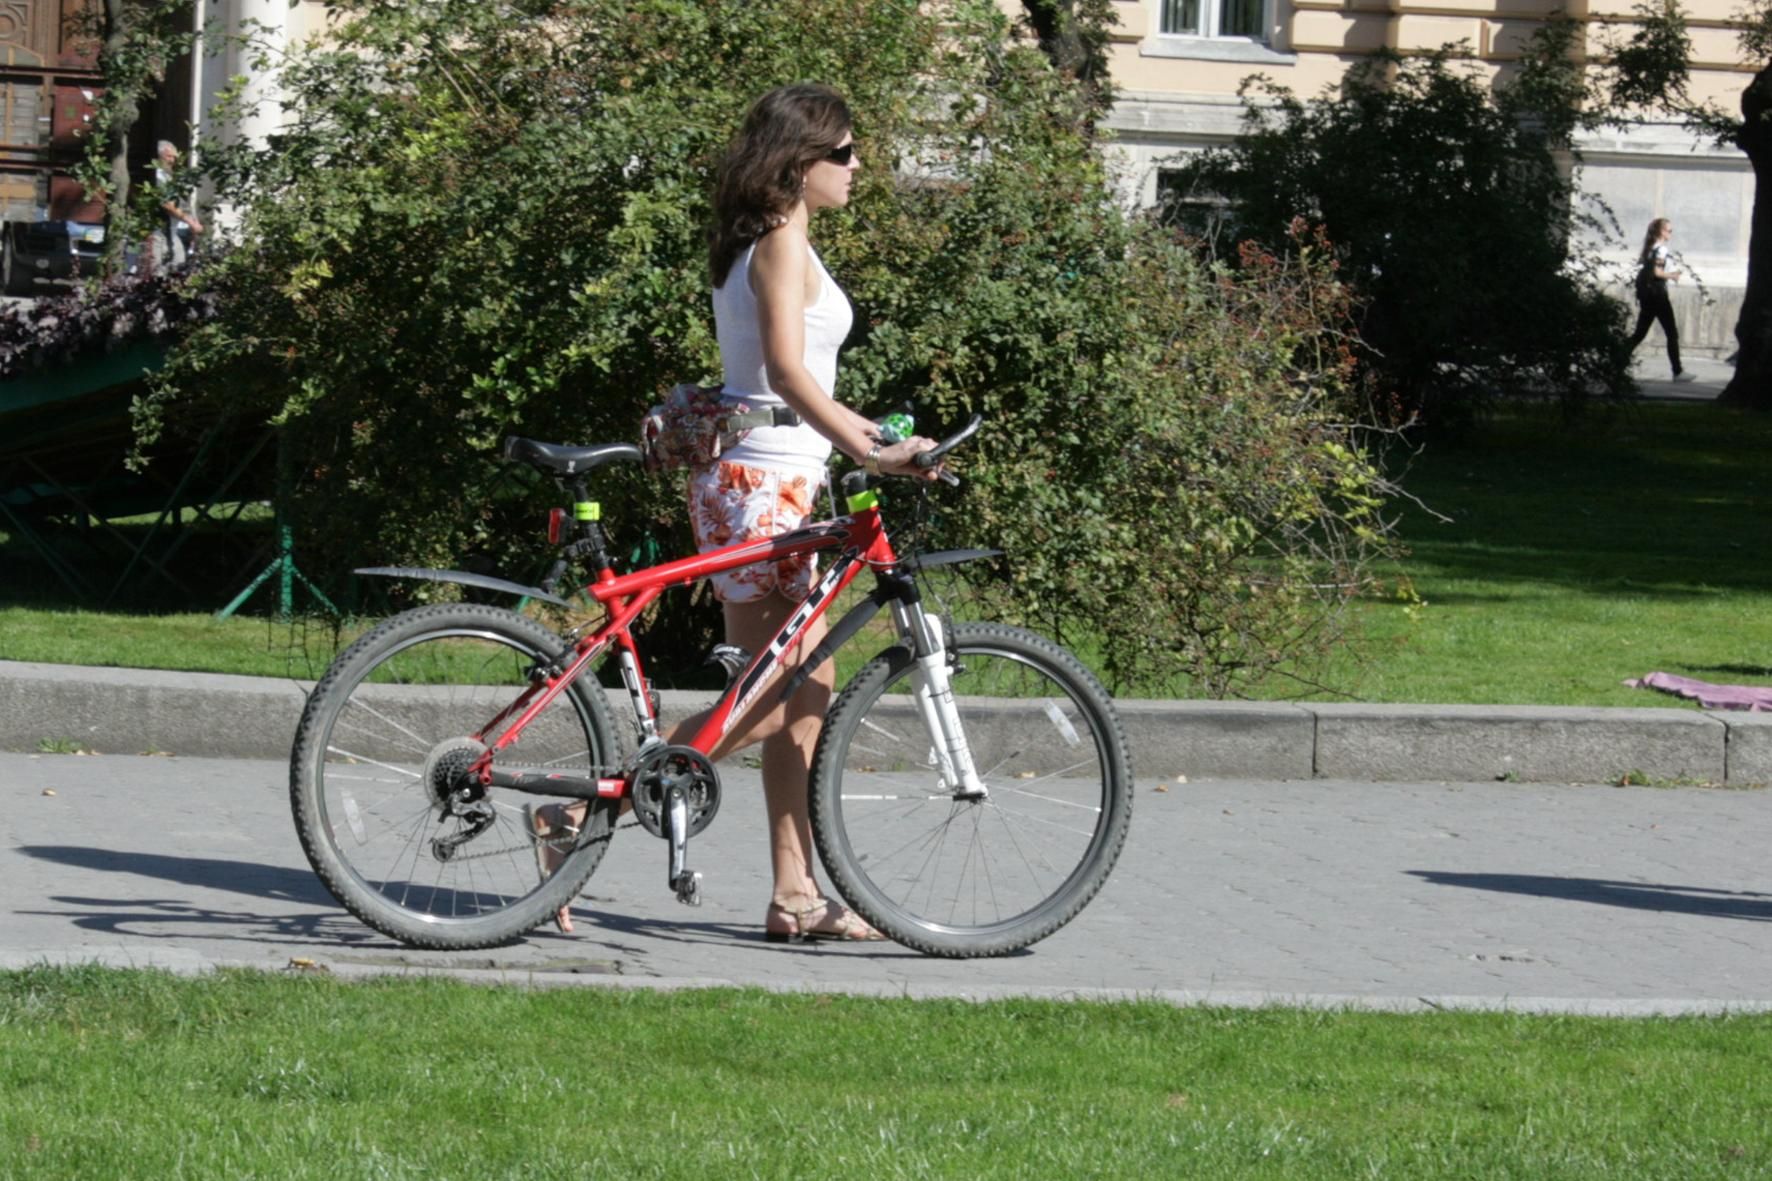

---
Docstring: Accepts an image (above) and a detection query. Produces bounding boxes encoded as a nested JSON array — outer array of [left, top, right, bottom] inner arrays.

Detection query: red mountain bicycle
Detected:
[[289, 417, 1132, 957]]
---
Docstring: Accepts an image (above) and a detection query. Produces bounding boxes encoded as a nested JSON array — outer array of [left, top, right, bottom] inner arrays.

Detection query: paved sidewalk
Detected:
[[3, 752, 1768, 1014], [1631, 353, 1735, 401]]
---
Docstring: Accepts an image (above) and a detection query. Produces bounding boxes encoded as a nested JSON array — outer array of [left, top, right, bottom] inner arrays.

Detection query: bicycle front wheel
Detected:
[[291, 603, 627, 949], [809, 622, 1132, 957]]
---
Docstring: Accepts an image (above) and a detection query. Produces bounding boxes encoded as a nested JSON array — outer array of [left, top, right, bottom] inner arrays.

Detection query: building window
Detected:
[[1154, 168, 1232, 236], [1160, 0, 1266, 40]]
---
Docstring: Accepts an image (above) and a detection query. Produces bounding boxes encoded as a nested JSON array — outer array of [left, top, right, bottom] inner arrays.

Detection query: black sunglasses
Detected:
[[823, 143, 855, 166]]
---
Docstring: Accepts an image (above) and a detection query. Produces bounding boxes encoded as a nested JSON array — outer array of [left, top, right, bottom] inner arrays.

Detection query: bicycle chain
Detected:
[[433, 759, 649, 868], [432, 821, 642, 866]]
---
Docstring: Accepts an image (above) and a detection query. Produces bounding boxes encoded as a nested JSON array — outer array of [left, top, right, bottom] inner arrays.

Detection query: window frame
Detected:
[[1156, 0, 1274, 44]]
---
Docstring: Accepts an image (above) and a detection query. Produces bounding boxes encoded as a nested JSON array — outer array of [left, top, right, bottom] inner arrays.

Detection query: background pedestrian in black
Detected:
[[1628, 217, 1693, 382]]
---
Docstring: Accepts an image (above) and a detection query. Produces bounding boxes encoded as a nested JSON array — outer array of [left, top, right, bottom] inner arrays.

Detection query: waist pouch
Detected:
[[640, 384, 802, 472]]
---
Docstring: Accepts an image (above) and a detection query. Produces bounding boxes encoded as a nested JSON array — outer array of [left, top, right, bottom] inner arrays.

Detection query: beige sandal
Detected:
[[764, 898, 885, 944]]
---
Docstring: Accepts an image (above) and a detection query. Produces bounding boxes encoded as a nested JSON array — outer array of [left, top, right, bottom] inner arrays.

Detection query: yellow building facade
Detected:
[[1068, 0, 1754, 346]]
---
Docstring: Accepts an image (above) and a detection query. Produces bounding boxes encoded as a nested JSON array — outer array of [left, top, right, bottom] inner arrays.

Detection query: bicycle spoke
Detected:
[[323, 745, 422, 781], [994, 760, 1102, 801], [331, 698, 438, 757]]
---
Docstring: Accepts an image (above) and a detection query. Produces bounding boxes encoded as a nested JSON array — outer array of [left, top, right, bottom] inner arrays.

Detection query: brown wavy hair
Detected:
[[708, 83, 852, 288], [1640, 217, 1670, 265]]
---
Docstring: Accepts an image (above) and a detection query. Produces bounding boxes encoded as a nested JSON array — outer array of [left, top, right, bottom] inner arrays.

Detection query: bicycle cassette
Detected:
[[629, 744, 721, 839]]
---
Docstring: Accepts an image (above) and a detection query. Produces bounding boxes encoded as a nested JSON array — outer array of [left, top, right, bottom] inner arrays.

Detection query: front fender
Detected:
[[906, 548, 1003, 571], [354, 566, 571, 607]]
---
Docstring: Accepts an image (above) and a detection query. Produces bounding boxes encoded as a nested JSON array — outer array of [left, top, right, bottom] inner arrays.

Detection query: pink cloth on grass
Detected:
[[1624, 671, 1772, 711]]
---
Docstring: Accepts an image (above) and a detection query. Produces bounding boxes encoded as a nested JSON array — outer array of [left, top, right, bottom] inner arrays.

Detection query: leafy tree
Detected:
[[69, 0, 206, 264], [1018, 0, 1117, 133], [1166, 31, 1634, 428], [134, 0, 1398, 696], [1602, 0, 1772, 405]]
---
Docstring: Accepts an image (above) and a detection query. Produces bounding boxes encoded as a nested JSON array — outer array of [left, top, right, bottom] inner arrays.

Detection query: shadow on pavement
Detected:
[[1410, 871, 1772, 921], [15, 846, 1019, 959], [18, 896, 377, 947], [18, 846, 336, 906], [570, 906, 937, 959]]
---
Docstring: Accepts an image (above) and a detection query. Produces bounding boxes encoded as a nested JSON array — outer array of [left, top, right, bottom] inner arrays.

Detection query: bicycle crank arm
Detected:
[[483, 767, 628, 801], [666, 784, 702, 906]]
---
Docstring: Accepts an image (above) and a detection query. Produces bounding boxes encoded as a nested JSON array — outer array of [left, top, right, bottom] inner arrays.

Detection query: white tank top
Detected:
[[711, 239, 853, 478]]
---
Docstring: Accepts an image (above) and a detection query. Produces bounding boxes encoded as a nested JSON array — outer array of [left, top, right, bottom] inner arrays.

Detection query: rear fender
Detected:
[[354, 566, 571, 607]]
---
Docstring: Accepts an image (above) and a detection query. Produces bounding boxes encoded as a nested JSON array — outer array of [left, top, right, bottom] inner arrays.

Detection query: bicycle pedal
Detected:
[[672, 870, 702, 907]]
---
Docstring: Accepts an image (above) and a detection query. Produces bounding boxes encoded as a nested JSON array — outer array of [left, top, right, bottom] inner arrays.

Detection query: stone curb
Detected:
[[3, 659, 1766, 785], [5, 949, 1768, 1016]]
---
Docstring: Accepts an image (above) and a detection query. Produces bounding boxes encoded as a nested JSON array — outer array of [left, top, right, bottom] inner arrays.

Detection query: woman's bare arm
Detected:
[[750, 224, 934, 476]]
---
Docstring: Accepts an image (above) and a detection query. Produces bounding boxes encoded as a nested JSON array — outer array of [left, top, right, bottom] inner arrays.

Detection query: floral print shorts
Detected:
[[688, 462, 824, 603]]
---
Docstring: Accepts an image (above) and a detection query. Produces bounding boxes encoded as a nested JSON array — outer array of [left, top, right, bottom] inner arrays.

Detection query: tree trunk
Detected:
[[101, 0, 137, 233], [1020, 1, 1111, 136], [1720, 63, 1772, 406]]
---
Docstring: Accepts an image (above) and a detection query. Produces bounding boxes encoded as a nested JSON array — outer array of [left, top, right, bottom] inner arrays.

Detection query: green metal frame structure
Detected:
[[1, 341, 303, 612]]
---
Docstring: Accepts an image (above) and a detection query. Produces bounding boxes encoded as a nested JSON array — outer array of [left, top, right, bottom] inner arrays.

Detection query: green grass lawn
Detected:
[[1275, 399, 1772, 706], [4, 401, 1771, 706], [3, 966, 1769, 1179]]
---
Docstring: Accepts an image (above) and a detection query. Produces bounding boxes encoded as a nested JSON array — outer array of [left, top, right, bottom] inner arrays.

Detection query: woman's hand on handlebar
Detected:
[[879, 436, 942, 481]]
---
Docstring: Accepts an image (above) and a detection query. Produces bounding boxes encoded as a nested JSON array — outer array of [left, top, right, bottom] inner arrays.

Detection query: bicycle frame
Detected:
[[466, 499, 901, 794]]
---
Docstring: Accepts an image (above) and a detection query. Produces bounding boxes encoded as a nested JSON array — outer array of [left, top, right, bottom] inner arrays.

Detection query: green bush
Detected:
[[141, 0, 1396, 695], [1165, 37, 1634, 429]]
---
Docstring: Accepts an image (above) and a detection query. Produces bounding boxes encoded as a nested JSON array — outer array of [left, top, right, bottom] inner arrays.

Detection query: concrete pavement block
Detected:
[[1722, 712, 1772, 784], [1312, 703, 1725, 785], [0, 660, 312, 760], [0, 659, 1745, 786], [1116, 699, 1314, 781]]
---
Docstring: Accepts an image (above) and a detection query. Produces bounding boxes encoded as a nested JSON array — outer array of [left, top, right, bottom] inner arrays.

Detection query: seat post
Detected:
[[567, 477, 615, 575]]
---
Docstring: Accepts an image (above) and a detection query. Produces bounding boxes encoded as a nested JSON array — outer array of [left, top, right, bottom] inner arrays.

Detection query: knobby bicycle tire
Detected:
[[809, 622, 1133, 957], [290, 603, 627, 949]]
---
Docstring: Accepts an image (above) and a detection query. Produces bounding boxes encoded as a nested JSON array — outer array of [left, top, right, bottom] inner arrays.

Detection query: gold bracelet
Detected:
[[864, 443, 883, 476]]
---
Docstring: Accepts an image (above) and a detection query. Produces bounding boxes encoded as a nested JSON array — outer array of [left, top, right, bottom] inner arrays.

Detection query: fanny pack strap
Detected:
[[716, 405, 802, 433]]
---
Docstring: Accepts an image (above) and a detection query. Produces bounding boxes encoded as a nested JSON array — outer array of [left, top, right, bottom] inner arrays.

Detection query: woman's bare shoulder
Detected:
[[752, 222, 810, 266], [748, 223, 811, 296]]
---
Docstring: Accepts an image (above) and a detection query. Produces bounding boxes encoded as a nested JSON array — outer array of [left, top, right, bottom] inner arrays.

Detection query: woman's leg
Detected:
[[532, 600, 834, 934], [707, 594, 869, 933], [1653, 292, 1682, 374], [1627, 301, 1656, 351]]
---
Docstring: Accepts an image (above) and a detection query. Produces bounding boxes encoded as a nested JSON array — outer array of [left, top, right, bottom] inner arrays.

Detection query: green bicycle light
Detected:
[[846, 488, 879, 513], [575, 501, 601, 522]]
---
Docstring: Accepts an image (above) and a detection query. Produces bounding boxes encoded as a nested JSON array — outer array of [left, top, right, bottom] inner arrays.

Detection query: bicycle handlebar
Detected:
[[912, 413, 982, 486]]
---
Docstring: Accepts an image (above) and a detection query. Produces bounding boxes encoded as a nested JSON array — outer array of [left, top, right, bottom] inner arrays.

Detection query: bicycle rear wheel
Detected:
[[290, 603, 627, 949], [809, 622, 1132, 957]]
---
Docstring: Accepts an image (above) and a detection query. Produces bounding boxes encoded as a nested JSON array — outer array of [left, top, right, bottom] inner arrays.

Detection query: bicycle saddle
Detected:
[[501, 436, 643, 476]]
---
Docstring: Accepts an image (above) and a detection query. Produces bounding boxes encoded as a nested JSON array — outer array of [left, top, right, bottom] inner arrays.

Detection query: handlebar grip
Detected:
[[911, 449, 961, 485]]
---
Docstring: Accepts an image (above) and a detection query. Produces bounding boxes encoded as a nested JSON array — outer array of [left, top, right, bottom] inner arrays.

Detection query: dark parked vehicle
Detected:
[[2, 218, 105, 295]]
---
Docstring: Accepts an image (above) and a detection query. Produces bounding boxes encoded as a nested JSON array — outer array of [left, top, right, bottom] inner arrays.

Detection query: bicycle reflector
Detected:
[[547, 508, 566, 544]]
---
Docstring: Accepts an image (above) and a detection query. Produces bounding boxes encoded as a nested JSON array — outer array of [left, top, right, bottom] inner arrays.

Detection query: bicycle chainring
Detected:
[[628, 744, 720, 839]]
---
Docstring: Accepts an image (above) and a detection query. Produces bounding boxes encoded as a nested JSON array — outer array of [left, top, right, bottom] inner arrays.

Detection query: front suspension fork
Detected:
[[891, 601, 987, 799]]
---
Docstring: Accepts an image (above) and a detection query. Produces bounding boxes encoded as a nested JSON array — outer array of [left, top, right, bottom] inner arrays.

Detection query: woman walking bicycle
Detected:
[[532, 83, 937, 939], [287, 87, 1133, 959]]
